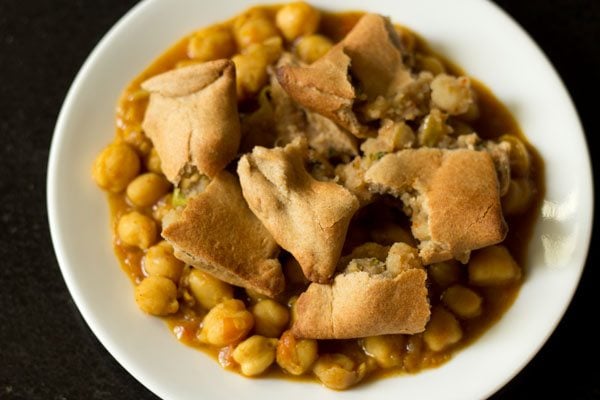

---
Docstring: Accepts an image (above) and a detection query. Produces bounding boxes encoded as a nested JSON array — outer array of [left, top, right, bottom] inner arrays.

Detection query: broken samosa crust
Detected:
[[142, 60, 241, 183], [365, 148, 507, 263], [162, 171, 284, 297], [292, 243, 430, 339], [237, 139, 359, 283]]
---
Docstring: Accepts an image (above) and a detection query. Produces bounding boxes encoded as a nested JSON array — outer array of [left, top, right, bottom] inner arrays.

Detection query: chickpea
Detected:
[[152, 193, 173, 223], [294, 34, 333, 64], [126, 172, 171, 208], [251, 299, 290, 338], [135, 276, 179, 316], [232, 335, 278, 376], [442, 285, 483, 319], [276, 330, 318, 375], [234, 14, 279, 49], [145, 147, 162, 174], [144, 241, 184, 282], [468, 245, 521, 286], [187, 25, 236, 61], [276, 2, 320, 42], [500, 134, 531, 178], [288, 295, 299, 325], [232, 52, 268, 100], [361, 335, 405, 368], [197, 299, 254, 346], [117, 211, 157, 249], [502, 178, 534, 215], [187, 269, 234, 310], [428, 261, 461, 288], [423, 306, 463, 352], [92, 142, 140, 193], [246, 36, 283, 64], [313, 353, 365, 390]]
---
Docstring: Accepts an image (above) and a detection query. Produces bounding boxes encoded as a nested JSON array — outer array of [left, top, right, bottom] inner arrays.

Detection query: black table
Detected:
[[1, 1, 597, 398]]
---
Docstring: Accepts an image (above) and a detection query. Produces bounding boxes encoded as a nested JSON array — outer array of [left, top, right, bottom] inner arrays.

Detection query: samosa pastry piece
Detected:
[[339, 13, 410, 100], [276, 46, 364, 137], [270, 54, 358, 158], [162, 171, 284, 297], [237, 139, 359, 283], [292, 243, 430, 339], [141, 60, 240, 183], [365, 148, 507, 264], [276, 14, 411, 136]]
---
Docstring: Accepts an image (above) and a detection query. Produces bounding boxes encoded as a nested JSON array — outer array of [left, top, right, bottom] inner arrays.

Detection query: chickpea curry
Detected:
[[92, 2, 543, 390]]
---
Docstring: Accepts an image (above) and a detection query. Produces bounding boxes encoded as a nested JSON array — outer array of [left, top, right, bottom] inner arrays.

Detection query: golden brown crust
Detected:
[[340, 13, 406, 99], [237, 139, 359, 283], [292, 243, 430, 339], [141, 60, 241, 183], [162, 171, 284, 297], [275, 14, 410, 137], [365, 148, 507, 264], [276, 46, 364, 136]]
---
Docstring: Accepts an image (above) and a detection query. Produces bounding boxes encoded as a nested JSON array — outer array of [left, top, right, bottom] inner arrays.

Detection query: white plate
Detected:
[[47, 0, 593, 399]]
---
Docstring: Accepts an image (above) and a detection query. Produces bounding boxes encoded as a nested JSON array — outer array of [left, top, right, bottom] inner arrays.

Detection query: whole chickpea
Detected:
[[234, 13, 279, 49], [145, 147, 162, 174], [92, 142, 140, 193], [197, 299, 254, 346], [312, 353, 365, 390], [423, 306, 463, 352], [361, 335, 405, 368], [294, 34, 333, 64], [441, 285, 483, 319], [232, 51, 268, 99], [187, 269, 234, 310], [275, 2, 321, 42], [276, 330, 318, 375], [135, 276, 179, 316], [251, 299, 290, 338], [188, 25, 237, 61], [117, 211, 158, 249], [232, 335, 278, 376], [126, 172, 171, 208], [144, 241, 184, 282], [468, 245, 521, 286]]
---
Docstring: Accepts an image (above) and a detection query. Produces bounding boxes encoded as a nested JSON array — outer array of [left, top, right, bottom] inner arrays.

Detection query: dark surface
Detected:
[[0, 0, 597, 399]]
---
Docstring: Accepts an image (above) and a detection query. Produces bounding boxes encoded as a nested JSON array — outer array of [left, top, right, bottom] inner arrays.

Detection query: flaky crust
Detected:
[[162, 171, 284, 297], [340, 13, 407, 99], [275, 14, 410, 137], [141, 60, 240, 183], [365, 148, 507, 263], [292, 243, 430, 339], [237, 139, 359, 283], [276, 46, 364, 136]]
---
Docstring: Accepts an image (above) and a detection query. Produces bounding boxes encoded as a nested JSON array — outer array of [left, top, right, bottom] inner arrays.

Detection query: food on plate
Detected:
[[93, 2, 543, 390], [292, 243, 429, 338], [141, 60, 240, 182], [162, 171, 284, 297], [365, 148, 507, 264], [238, 138, 359, 283]]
